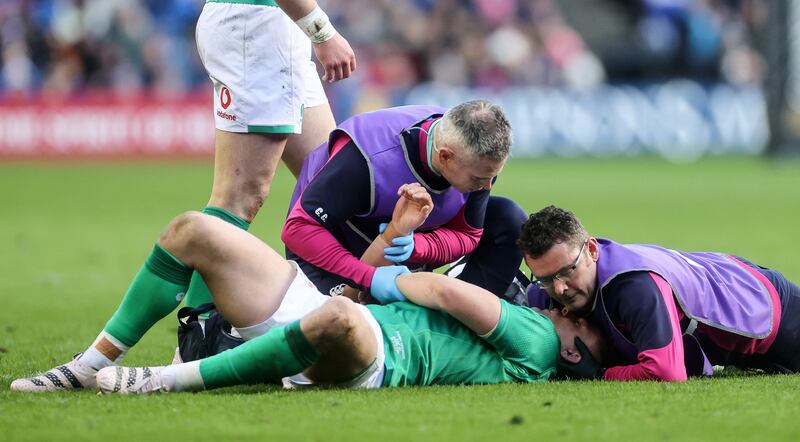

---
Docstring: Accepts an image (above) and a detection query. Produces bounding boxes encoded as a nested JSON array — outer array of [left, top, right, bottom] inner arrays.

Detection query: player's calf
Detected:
[[12, 234, 195, 393]]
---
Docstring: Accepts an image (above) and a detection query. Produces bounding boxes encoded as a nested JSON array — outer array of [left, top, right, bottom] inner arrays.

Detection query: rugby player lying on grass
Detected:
[[522, 206, 800, 381], [11, 184, 604, 393]]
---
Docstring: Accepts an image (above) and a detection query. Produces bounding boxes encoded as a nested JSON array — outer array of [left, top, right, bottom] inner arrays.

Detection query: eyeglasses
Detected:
[[531, 240, 588, 289]]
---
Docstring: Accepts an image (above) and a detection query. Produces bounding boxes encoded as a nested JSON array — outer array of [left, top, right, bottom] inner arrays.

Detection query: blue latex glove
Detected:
[[380, 223, 414, 263], [369, 265, 410, 304]]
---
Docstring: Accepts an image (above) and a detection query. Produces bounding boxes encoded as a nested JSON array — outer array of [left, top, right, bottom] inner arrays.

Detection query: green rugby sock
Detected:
[[183, 206, 250, 309], [103, 244, 192, 347], [199, 320, 318, 389], [202, 206, 251, 230]]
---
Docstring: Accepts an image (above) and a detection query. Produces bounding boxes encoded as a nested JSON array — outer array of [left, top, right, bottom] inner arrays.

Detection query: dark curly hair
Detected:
[[518, 206, 588, 258]]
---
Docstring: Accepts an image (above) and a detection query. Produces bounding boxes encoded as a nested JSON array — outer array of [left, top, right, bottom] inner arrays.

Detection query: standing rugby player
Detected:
[[183, 0, 356, 310]]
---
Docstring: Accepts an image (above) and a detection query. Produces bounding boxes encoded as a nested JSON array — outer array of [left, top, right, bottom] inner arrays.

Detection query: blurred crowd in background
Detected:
[[0, 0, 768, 106]]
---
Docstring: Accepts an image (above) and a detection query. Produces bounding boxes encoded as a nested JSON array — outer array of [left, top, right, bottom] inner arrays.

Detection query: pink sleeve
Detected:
[[281, 202, 376, 289], [280, 133, 377, 289], [602, 273, 688, 382], [408, 205, 483, 266]]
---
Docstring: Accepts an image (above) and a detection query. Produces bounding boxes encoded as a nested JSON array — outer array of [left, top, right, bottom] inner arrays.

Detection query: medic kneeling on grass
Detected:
[[522, 206, 800, 381]]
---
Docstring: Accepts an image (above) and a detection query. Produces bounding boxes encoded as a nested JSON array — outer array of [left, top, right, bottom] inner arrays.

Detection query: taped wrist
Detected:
[[295, 6, 337, 44]]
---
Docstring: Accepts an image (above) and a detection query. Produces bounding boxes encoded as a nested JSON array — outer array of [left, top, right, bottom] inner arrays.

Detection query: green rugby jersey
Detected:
[[366, 299, 559, 387]]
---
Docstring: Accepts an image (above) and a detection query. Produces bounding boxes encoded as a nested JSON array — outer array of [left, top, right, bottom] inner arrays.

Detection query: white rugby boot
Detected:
[[96, 365, 171, 394], [170, 347, 183, 365], [10, 354, 98, 392]]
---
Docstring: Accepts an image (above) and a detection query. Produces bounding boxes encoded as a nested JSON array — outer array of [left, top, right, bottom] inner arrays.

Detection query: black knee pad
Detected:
[[484, 196, 527, 238]]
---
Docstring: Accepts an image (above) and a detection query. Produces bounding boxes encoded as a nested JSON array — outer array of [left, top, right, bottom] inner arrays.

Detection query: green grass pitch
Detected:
[[1, 157, 799, 441]]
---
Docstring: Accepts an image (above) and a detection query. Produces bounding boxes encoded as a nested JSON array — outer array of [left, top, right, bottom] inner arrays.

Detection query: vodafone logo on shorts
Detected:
[[219, 86, 232, 109], [216, 85, 236, 121]]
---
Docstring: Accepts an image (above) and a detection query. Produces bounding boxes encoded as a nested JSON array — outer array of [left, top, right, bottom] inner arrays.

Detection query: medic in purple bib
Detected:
[[521, 206, 800, 381], [282, 101, 527, 300]]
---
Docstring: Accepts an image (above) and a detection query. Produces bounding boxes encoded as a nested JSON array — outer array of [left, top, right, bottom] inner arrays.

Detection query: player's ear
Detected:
[[561, 346, 582, 364]]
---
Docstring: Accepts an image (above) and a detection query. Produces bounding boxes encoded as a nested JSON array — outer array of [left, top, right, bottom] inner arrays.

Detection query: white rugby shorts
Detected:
[[231, 260, 386, 389], [196, 2, 328, 134], [234, 261, 329, 338]]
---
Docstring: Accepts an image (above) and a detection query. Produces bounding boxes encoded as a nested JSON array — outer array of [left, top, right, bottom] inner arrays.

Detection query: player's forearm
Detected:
[[339, 224, 405, 300], [358, 223, 408, 267], [396, 273, 501, 336], [276, 0, 338, 45], [395, 272, 447, 311]]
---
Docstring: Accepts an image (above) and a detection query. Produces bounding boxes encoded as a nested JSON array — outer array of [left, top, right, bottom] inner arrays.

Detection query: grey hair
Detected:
[[436, 100, 512, 161]]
